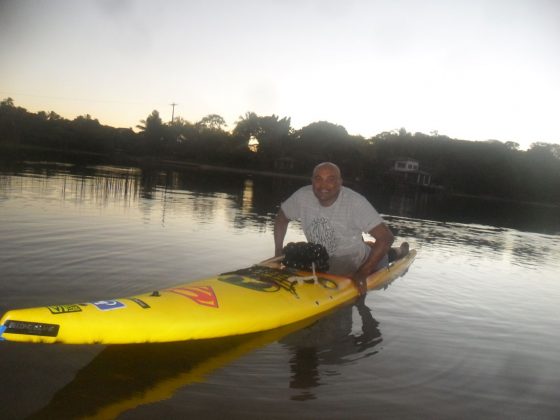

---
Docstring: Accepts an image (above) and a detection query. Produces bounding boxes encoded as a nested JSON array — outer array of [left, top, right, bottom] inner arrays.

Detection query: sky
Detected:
[[1, 0, 559, 150]]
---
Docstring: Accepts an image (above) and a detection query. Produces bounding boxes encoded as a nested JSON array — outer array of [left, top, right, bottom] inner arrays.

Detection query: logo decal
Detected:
[[47, 304, 83, 314], [219, 275, 280, 293], [219, 266, 339, 294], [3, 320, 59, 337], [92, 300, 126, 311], [169, 286, 219, 308], [126, 298, 151, 309]]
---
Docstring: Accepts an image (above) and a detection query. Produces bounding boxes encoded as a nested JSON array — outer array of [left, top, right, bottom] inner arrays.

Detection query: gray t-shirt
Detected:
[[281, 185, 385, 275]]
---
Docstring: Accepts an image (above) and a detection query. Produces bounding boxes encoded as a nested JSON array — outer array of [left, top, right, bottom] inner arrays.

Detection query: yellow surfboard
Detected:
[[0, 250, 416, 344]]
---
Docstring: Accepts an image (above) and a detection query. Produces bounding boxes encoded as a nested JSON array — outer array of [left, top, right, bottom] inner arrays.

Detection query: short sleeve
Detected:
[[351, 192, 384, 233], [280, 186, 307, 221]]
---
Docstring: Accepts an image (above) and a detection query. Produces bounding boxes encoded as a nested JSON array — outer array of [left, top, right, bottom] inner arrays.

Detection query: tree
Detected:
[[164, 117, 198, 157], [504, 141, 520, 151], [1, 97, 15, 108], [294, 121, 364, 176], [233, 112, 292, 157], [196, 114, 227, 132], [137, 110, 167, 154], [528, 142, 560, 160], [296, 121, 350, 154], [137, 110, 163, 134], [233, 112, 261, 139], [48, 111, 63, 121], [168, 117, 196, 140]]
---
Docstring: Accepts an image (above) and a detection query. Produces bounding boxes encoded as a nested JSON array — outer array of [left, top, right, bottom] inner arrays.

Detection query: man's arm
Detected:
[[274, 208, 290, 257], [352, 223, 395, 294]]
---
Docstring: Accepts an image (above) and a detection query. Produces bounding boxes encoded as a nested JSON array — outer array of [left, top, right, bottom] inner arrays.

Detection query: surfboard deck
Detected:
[[0, 250, 416, 344]]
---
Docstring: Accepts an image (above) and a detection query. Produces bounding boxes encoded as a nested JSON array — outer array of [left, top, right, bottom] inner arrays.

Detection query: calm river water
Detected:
[[1, 161, 559, 419]]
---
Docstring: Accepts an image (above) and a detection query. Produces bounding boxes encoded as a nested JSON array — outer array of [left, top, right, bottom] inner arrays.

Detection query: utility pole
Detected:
[[170, 103, 178, 123]]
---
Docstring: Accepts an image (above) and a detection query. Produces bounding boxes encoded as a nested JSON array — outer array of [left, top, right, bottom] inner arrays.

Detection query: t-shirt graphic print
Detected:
[[306, 216, 337, 255]]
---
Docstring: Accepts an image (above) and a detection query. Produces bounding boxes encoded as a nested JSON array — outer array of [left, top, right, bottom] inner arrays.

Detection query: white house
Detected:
[[389, 158, 431, 186]]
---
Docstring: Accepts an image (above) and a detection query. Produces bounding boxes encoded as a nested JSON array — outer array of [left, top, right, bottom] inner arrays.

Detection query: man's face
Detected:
[[312, 165, 342, 206]]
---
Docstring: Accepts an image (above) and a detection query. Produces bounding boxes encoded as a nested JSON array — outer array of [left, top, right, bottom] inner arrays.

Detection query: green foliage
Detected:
[[0, 97, 136, 155], [291, 121, 367, 180], [1, 97, 559, 204], [233, 112, 292, 157], [196, 114, 227, 132], [369, 131, 560, 203]]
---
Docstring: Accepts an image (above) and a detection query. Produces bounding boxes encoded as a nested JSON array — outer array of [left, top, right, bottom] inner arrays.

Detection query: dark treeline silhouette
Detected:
[[1, 97, 559, 205]]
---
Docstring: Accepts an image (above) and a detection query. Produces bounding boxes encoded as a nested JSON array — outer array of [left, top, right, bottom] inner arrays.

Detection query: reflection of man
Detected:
[[274, 162, 405, 294], [282, 296, 382, 401]]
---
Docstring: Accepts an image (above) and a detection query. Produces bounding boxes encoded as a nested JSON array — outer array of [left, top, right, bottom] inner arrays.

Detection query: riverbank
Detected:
[[159, 159, 310, 181], [2, 143, 559, 209]]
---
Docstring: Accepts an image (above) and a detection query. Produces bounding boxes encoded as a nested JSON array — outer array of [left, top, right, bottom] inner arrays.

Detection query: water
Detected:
[[1, 162, 559, 419]]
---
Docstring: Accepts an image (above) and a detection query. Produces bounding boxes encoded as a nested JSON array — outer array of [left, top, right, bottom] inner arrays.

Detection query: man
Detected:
[[274, 162, 403, 295]]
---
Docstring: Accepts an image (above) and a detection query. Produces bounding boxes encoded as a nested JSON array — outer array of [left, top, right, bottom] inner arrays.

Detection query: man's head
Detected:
[[311, 162, 342, 206]]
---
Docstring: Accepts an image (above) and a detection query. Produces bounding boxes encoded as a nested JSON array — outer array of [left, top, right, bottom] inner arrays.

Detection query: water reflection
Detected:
[[233, 179, 268, 230], [26, 304, 382, 419], [23, 295, 383, 418], [387, 189, 432, 217], [374, 186, 560, 235], [282, 297, 382, 401], [3, 161, 558, 284], [3, 163, 279, 231], [2, 162, 558, 272], [5, 163, 142, 208], [134, 168, 298, 230], [3, 161, 560, 236], [385, 215, 560, 270], [28, 323, 299, 419]]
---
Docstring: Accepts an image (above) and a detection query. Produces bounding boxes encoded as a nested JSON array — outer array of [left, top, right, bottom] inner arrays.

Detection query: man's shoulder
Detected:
[[291, 185, 313, 198], [340, 186, 368, 202], [283, 185, 313, 205], [297, 185, 313, 193], [281, 185, 316, 219]]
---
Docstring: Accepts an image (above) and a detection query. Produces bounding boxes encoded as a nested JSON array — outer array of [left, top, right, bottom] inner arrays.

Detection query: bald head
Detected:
[[311, 162, 342, 206], [312, 162, 341, 179]]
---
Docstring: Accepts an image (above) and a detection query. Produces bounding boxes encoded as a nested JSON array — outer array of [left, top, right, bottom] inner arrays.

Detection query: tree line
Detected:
[[1, 97, 559, 204]]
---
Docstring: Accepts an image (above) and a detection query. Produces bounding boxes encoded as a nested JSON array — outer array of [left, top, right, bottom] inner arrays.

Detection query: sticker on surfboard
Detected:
[[47, 304, 83, 314], [92, 300, 126, 311], [168, 286, 219, 308]]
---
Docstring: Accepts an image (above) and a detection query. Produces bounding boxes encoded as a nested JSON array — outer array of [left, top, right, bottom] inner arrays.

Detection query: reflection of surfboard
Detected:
[[31, 316, 320, 419], [32, 301, 382, 419], [0, 250, 416, 344]]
